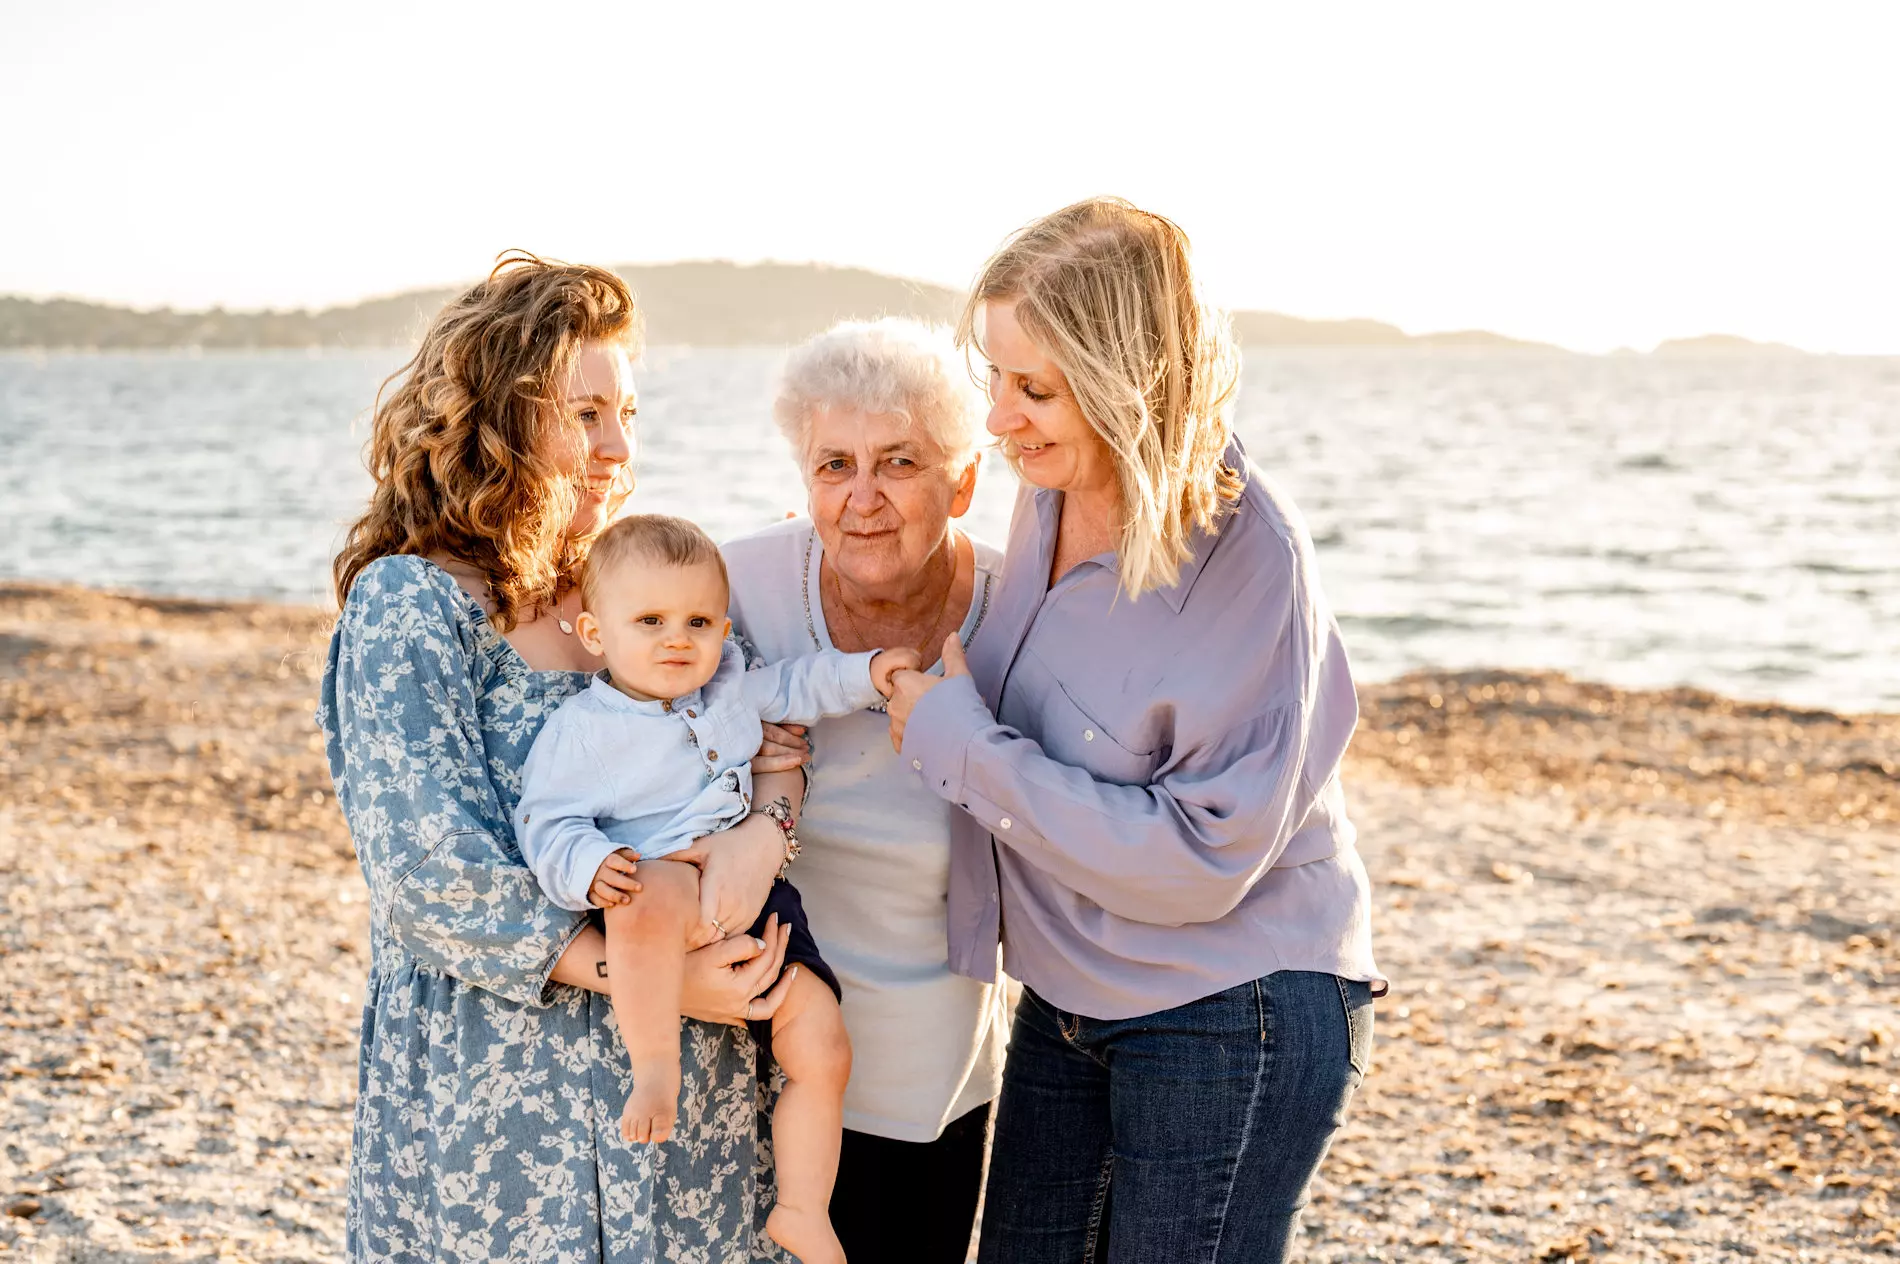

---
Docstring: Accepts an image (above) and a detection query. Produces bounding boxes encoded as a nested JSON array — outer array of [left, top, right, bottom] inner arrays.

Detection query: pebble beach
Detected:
[[1, 581, 1895, 1262]]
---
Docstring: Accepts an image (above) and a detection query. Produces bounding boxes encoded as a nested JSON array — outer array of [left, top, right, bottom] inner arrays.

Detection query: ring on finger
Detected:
[[744, 999, 754, 1022], [710, 918, 728, 935]]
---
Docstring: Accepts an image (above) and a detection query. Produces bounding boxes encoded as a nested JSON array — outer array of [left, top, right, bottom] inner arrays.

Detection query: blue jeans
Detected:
[[978, 971, 1374, 1264]]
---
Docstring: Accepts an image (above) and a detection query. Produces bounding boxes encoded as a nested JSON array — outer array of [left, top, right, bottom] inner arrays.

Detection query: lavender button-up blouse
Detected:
[[902, 441, 1384, 1021]]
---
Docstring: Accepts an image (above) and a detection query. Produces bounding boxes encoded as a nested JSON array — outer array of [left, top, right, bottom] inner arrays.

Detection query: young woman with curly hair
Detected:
[[321, 253, 806, 1262]]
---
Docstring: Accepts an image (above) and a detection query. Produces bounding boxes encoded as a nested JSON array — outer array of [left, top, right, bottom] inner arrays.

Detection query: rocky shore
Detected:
[[1, 582, 1894, 1262]]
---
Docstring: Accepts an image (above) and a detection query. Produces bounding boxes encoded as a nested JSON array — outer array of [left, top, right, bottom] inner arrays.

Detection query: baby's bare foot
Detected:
[[619, 1060, 681, 1145], [766, 1203, 845, 1264]]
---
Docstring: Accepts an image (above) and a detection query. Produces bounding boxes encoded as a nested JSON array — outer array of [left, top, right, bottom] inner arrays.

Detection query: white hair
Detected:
[[773, 318, 984, 476]]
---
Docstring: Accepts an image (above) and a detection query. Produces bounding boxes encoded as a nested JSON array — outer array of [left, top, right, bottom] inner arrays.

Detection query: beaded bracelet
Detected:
[[752, 795, 800, 881]]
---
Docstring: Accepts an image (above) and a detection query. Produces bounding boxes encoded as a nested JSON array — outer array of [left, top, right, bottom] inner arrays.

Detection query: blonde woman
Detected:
[[885, 200, 1385, 1262], [320, 255, 803, 1262]]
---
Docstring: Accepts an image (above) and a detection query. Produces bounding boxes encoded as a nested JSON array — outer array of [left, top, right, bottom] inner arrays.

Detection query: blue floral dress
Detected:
[[318, 555, 783, 1263]]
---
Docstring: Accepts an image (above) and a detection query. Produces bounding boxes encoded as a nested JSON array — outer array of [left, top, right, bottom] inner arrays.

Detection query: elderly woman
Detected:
[[722, 318, 1010, 1263], [320, 255, 803, 1262], [886, 200, 1386, 1263]]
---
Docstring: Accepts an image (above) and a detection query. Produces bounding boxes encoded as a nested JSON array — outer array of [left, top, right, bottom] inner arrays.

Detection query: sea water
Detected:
[[1, 347, 1894, 711]]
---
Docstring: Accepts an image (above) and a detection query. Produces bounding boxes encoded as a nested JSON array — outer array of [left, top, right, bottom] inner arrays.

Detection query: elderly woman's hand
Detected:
[[887, 634, 970, 752], [751, 722, 809, 775]]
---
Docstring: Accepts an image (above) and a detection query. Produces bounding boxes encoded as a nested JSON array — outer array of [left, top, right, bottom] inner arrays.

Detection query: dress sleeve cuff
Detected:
[[533, 911, 594, 1006], [900, 673, 990, 804]]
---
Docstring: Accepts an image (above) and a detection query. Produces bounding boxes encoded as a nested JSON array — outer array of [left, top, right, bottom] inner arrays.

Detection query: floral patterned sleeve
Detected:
[[323, 556, 586, 1006]]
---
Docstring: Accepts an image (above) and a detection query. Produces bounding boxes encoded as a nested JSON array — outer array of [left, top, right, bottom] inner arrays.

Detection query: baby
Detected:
[[517, 514, 914, 1264]]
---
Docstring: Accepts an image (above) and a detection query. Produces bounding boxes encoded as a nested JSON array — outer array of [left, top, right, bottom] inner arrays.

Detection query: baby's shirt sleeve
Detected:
[[514, 705, 623, 913], [740, 647, 882, 726]]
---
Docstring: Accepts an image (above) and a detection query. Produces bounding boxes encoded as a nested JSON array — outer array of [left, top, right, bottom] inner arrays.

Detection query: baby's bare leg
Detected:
[[763, 970, 852, 1264], [602, 858, 701, 1145]]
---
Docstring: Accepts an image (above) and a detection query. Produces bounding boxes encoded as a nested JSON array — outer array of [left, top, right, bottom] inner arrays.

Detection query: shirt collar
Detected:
[[1030, 435, 1248, 614], [1159, 436, 1249, 613], [587, 670, 699, 716]]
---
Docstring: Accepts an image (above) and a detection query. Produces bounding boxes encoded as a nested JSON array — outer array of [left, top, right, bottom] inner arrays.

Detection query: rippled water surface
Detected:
[[2, 348, 1894, 711]]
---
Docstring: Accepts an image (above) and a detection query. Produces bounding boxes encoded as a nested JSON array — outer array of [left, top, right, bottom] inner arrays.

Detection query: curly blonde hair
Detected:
[[332, 252, 643, 628], [959, 198, 1242, 598]]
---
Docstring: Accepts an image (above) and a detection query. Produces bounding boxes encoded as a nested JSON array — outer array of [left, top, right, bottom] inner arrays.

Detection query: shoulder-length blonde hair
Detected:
[[958, 197, 1242, 597], [332, 252, 642, 628]]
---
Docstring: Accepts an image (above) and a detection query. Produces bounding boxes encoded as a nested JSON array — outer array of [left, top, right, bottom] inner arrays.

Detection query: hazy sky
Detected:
[[4, 1, 1896, 353]]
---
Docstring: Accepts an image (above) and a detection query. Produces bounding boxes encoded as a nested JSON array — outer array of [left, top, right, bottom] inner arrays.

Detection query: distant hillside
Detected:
[[1227, 311, 1562, 352], [0, 262, 1799, 355], [1651, 333, 1807, 357], [0, 262, 963, 351]]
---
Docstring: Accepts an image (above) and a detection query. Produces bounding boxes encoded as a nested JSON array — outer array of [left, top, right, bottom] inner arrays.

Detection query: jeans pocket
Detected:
[[1334, 976, 1374, 1077], [1020, 987, 1080, 1045]]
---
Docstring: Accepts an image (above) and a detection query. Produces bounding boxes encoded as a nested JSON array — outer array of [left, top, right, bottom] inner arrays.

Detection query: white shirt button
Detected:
[[999, 817, 1012, 830], [1084, 729, 1095, 742], [911, 759, 922, 771]]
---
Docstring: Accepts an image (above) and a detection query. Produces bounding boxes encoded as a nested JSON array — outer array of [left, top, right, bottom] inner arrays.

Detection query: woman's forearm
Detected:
[[548, 924, 613, 996], [904, 672, 1314, 926], [755, 767, 806, 818]]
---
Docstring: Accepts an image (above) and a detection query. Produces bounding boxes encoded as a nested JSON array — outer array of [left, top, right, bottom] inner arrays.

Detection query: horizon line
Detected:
[[0, 258, 1872, 357]]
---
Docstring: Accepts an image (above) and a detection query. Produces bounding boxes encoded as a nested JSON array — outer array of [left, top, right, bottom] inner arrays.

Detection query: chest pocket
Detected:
[[1024, 666, 1162, 788]]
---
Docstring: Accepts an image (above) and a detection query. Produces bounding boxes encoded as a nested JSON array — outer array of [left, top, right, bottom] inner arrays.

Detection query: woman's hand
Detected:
[[551, 916, 797, 1026], [751, 721, 809, 775], [887, 634, 969, 752], [680, 915, 798, 1026], [672, 808, 788, 941]]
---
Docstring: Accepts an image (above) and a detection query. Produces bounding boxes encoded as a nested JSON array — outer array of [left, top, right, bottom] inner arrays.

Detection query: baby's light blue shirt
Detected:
[[516, 639, 880, 912]]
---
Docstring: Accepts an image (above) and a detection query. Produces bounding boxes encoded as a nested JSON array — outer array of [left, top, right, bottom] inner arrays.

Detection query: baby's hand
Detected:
[[869, 647, 923, 698], [588, 849, 643, 908]]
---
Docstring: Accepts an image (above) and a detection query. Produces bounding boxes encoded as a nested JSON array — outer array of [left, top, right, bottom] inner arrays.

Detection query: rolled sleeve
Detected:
[[900, 673, 989, 802], [517, 823, 619, 914]]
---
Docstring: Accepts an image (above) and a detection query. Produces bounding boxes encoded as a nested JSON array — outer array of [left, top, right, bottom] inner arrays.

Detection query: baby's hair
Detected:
[[581, 514, 729, 610]]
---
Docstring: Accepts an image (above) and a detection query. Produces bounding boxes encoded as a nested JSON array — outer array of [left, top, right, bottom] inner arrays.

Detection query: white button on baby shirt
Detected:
[[1084, 729, 1095, 741], [911, 759, 922, 770], [999, 818, 1012, 830]]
